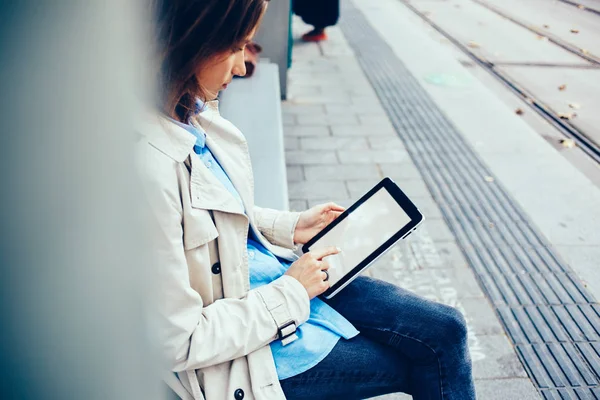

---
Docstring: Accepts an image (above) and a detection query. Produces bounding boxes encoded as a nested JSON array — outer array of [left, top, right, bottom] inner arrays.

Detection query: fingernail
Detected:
[[336, 247, 342, 252]]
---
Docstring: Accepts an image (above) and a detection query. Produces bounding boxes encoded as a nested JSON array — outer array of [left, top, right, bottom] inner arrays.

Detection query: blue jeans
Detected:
[[280, 276, 476, 400]]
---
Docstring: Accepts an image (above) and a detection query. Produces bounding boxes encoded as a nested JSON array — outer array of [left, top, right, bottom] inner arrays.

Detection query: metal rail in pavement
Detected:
[[402, 0, 600, 164]]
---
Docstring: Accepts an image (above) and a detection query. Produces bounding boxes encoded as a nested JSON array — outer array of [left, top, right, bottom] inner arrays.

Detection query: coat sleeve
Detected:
[[253, 206, 301, 249], [141, 149, 310, 373]]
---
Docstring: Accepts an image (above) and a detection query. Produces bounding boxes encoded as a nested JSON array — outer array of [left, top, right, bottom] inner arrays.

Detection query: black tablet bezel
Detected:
[[302, 177, 424, 298]]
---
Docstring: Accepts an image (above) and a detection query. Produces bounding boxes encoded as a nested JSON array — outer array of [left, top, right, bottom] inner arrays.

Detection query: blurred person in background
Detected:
[[144, 1, 476, 399], [293, 0, 339, 42]]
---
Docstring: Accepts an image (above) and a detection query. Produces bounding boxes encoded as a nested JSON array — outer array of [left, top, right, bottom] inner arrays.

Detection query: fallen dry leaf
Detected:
[[558, 84, 567, 91], [468, 41, 480, 48], [536, 35, 549, 41], [560, 138, 576, 148], [571, 29, 580, 34], [569, 103, 581, 109], [484, 176, 495, 182], [578, 4, 585, 9], [558, 112, 577, 120], [582, 49, 590, 55], [515, 108, 524, 115]]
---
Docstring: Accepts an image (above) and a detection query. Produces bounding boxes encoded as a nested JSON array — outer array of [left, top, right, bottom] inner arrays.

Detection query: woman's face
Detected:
[[196, 32, 256, 100]]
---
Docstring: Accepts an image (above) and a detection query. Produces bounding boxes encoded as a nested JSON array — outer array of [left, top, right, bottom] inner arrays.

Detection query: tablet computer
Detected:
[[302, 177, 424, 299]]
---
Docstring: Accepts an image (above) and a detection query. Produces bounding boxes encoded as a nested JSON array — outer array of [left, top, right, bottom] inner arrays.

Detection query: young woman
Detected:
[[142, 1, 476, 399]]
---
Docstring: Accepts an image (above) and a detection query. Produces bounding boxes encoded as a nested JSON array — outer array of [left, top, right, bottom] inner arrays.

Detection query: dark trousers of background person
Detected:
[[292, 0, 340, 29], [280, 276, 476, 400]]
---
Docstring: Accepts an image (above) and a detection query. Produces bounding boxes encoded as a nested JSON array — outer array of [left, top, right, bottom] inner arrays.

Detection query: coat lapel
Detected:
[[194, 104, 255, 217], [187, 153, 245, 215]]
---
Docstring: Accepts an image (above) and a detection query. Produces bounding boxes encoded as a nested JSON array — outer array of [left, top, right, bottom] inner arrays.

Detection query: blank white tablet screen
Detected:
[[308, 187, 412, 285]]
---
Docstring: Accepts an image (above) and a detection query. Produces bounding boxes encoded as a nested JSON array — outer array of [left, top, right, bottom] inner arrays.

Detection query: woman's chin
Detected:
[[206, 91, 220, 101]]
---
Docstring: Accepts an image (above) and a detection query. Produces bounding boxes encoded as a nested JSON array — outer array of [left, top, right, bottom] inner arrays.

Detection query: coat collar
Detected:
[[138, 116, 194, 163], [138, 102, 254, 216], [137, 101, 221, 163]]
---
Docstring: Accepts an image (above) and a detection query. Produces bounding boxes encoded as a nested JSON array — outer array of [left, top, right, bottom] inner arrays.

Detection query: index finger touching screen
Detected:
[[308, 187, 412, 286]]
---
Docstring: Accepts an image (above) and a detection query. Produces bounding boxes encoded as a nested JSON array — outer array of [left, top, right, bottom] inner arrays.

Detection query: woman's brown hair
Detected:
[[155, 0, 269, 121]]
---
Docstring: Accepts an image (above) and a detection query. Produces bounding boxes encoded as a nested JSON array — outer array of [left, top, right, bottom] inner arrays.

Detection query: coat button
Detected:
[[211, 262, 221, 274], [234, 388, 244, 400]]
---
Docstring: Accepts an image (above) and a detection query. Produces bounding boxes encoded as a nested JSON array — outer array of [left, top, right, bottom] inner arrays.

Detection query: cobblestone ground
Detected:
[[281, 14, 541, 400]]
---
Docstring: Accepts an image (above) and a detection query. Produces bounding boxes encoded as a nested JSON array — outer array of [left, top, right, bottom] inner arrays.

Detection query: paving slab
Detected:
[[459, 297, 505, 336], [284, 126, 330, 137], [474, 378, 541, 400], [281, 103, 325, 115], [296, 113, 360, 126], [300, 136, 370, 151], [472, 334, 529, 380], [283, 136, 299, 151], [286, 165, 304, 182], [289, 199, 308, 212], [378, 162, 424, 181], [288, 180, 348, 201], [304, 164, 380, 181], [331, 124, 397, 137], [347, 178, 432, 199], [285, 150, 338, 165]]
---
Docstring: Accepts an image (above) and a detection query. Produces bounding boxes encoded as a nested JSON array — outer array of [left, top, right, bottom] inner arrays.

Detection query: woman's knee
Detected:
[[435, 304, 468, 347]]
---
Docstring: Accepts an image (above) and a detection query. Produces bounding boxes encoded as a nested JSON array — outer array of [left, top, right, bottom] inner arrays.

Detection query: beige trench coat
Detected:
[[136, 101, 311, 400]]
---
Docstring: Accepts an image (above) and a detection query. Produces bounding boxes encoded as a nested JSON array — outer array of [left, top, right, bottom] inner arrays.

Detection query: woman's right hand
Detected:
[[285, 247, 340, 299]]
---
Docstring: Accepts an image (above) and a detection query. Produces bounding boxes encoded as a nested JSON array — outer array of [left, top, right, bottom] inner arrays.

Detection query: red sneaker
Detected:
[[302, 29, 327, 42]]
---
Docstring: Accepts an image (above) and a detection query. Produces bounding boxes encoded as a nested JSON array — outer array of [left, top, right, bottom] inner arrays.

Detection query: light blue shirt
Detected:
[[172, 111, 359, 380]]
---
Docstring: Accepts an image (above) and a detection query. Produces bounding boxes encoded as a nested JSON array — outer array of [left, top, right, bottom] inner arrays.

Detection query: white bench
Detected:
[[219, 62, 290, 211]]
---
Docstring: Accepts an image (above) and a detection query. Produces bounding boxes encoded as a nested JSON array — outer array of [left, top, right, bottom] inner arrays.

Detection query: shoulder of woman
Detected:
[[134, 125, 183, 196], [135, 141, 185, 217], [136, 112, 195, 162]]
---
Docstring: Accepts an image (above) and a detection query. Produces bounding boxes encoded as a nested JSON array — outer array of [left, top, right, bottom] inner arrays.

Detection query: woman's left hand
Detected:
[[293, 202, 345, 245]]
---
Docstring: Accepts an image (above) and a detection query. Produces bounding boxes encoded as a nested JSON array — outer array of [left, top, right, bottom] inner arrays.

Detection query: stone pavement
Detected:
[[281, 12, 541, 400]]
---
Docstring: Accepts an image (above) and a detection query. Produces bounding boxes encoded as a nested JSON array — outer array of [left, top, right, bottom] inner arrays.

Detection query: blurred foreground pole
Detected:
[[0, 1, 162, 399]]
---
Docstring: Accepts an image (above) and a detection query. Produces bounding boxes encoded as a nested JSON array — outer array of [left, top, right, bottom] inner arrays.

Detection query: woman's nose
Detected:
[[233, 51, 246, 77]]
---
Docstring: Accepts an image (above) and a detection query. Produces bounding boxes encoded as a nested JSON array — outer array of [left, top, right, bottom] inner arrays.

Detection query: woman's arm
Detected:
[[142, 152, 310, 372], [253, 206, 301, 249], [254, 203, 345, 247]]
